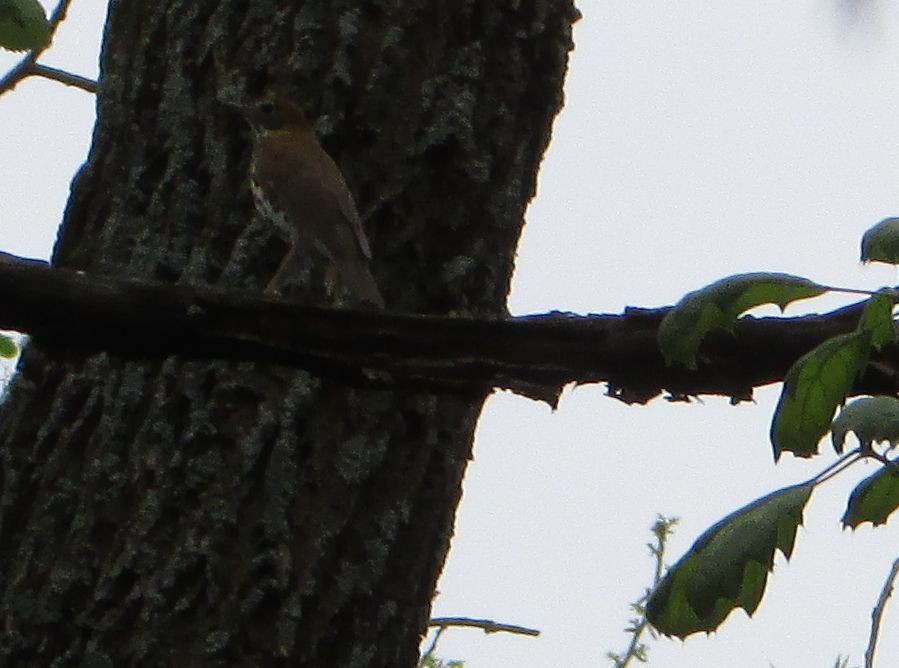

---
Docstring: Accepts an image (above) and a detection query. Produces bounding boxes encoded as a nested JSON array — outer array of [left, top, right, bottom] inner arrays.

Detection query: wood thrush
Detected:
[[227, 95, 384, 308]]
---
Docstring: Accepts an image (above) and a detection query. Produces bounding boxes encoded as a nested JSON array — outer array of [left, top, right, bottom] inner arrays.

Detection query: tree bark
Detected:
[[0, 2, 578, 666]]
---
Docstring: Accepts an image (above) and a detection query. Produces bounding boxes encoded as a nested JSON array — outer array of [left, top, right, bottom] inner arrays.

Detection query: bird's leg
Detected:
[[323, 264, 344, 305], [265, 247, 298, 294]]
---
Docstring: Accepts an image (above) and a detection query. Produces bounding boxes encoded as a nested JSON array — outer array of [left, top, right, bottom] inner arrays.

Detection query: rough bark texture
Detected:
[[0, 2, 577, 666]]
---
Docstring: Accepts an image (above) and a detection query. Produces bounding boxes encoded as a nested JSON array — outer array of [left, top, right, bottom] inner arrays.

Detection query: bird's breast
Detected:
[[250, 176, 297, 243]]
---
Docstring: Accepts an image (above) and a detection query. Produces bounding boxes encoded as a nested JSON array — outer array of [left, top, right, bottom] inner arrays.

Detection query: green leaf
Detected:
[[645, 483, 813, 638], [861, 217, 899, 265], [658, 273, 827, 369], [857, 291, 897, 349], [831, 396, 899, 454], [0, 0, 50, 52], [0, 334, 16, 359], [770, 331, 870, 460], [843, 465, 899, 528]]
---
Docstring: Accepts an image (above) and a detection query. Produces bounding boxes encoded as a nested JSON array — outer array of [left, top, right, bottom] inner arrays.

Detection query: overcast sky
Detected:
[[2, 2, 898, 667]]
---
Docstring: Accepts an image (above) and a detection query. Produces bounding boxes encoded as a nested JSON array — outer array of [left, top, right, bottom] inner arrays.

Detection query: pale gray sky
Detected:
[[2, 3, 898, 667]]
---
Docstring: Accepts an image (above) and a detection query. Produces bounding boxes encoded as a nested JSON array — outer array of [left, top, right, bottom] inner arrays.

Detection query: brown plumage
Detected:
[[229, 95, 384, 308]]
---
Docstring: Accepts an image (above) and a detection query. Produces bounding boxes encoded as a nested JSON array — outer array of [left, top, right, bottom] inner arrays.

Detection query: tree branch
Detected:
[[0, 254, 896, 406], [418, 617, 540, 666], [865, 557, 899, 668], [427, 616, 540, 636], [29, 63, 98, 93]]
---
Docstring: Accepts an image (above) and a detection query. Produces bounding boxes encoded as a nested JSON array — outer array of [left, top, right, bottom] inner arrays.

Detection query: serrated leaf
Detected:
[[0, 335, 16, 359], [0, 0, 50, 52], [861, 217, 899, 265], [857, 291, 897, 349], [770, 331, 870, 460], [843, 464, 899, 528], [658, 273, 827, 369], [645, 483, 813, 638], [831, 396, 899, 454]]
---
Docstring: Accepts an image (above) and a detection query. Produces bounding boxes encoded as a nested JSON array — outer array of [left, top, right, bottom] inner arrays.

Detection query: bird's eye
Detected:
[[259, 102, 275, 115]]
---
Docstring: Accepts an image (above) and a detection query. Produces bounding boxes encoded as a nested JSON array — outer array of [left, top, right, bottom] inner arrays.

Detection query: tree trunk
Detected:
[[0, 2, 576, 665]]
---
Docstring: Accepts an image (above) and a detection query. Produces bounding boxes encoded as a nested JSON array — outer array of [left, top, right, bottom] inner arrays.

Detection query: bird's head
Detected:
[[222, 93, 311, 134]]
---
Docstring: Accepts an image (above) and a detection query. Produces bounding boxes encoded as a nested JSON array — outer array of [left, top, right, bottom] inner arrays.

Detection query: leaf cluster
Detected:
[[647, 219, 899, 640]]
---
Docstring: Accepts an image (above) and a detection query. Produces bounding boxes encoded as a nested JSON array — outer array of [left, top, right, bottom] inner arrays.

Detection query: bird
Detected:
[[226, 94, 385, 308]]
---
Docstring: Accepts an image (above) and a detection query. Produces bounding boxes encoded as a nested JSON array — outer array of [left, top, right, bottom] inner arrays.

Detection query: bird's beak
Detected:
[[217, 89, 252, 118]]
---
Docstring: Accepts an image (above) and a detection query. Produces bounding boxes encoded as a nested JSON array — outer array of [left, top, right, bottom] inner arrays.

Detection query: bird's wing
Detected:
[[327, 164, 372, 260], [253, 133, 374, 261]]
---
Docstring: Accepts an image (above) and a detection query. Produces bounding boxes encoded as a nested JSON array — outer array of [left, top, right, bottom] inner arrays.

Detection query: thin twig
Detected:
[[0, 55, 34, 95], [46, 0, 73, 25], [864, 557, 899, 668], [607, 515, 678, 667], [0, 0, 97, 96], [427, 617, 540, 637], [418, 617, 540, 667], [417, 625, 447, 667], [31, 63, 98, 93]]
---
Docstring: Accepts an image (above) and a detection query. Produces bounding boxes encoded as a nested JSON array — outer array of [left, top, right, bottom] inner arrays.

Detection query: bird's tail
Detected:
[[333, 260, 385, 308]]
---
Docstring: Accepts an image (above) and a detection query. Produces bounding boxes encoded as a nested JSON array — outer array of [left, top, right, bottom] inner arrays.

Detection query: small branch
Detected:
[[608, 515, 678, 667], [418, 617, 539, 667], [427, 617, 540, 637], [30, 63, 98, 93], [0, 55, 34, 95], [417, 626, 446, 667], [650, 515, 678, 583], [0, 0, 96, 96], [864, 557, 899, 668], [46, 0, 73, 25]]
